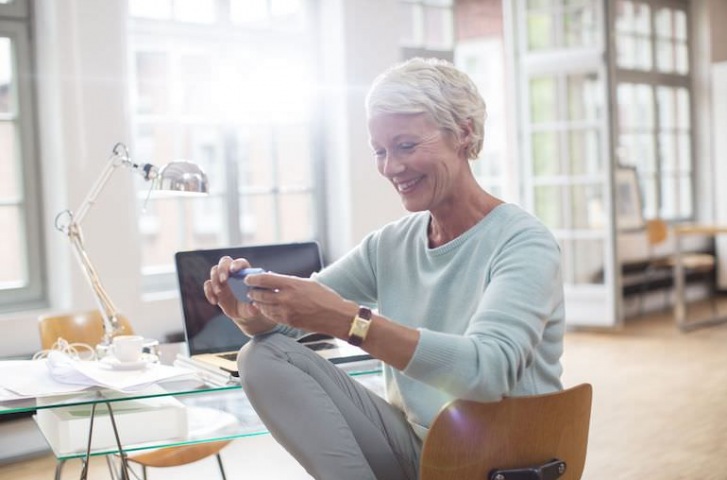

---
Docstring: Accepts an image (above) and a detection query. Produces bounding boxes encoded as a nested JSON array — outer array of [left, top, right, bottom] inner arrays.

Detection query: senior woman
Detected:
[[204, 57, 565, 480]]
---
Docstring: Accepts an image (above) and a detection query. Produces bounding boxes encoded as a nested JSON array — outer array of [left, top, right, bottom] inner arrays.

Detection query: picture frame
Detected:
[[615, 166, 644, 231]]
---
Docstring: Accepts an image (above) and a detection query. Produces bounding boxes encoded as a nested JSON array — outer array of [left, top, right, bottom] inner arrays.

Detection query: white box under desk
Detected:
[[34, 396, 188, 456]]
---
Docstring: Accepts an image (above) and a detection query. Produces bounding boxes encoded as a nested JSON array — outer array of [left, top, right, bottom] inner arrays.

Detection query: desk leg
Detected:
[[106, 402, 131, 480], [79, 403, 97, 480], [54, 459, 66, 480], [674, 236, 687, 329], [77, 401, 132, 480]]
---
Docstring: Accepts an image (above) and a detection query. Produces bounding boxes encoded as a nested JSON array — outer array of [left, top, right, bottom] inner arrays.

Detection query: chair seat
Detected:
[[126, 440, 232, 467], [656, 253, 716, 271]]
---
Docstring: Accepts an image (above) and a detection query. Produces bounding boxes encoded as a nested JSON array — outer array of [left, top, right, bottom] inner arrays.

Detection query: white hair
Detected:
[[365, 57, 487, 160]]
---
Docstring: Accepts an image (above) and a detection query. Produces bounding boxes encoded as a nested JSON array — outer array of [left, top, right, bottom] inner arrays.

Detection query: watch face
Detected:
[[348, 309, 372, 346]]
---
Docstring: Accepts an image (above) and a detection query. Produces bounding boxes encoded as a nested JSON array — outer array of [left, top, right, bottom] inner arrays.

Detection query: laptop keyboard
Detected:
[[217, 341, 336, 360], [304, 342, 337, 351]]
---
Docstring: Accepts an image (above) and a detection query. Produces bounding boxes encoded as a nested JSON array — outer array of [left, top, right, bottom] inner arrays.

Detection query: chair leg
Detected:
[[216, 453, 227, 480]]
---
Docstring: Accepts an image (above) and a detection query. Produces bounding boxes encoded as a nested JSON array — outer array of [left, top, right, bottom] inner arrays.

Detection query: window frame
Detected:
[[0, 0, 46, 312]]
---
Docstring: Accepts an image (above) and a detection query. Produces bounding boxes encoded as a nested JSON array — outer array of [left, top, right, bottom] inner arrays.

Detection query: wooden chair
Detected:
[[419, 383, 593, 480], [38, 310, 231, 480]]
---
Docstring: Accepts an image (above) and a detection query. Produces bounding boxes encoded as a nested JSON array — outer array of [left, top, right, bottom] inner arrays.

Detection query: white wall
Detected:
[[0, 0, 408, 356]]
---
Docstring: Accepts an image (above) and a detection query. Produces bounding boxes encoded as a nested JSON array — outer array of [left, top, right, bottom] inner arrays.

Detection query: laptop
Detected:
[[174, 242, 371, 376]]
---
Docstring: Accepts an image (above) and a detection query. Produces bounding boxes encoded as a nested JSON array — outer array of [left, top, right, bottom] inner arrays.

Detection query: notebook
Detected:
[[174, 242, 371, 376]]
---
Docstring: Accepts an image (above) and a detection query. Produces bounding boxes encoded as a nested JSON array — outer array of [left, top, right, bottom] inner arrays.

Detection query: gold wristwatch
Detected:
[[347, 306, 372, 346]]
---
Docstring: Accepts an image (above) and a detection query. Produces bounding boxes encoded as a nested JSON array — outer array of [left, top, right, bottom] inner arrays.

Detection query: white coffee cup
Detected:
[[111, 335, 145, 363]]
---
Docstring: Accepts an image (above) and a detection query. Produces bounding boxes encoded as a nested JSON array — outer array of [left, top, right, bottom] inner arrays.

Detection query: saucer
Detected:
[[100, 353, 159, 371]]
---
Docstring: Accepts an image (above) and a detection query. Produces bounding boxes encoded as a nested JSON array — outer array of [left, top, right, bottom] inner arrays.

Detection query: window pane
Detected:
[[674, 9, 687, 40], [676, 88, 690, 129], [571, 238, 604, 284], [567, 72, 600, 121], [564, 3, 597, 47], [569, 129, 600, 175], [618, 83, 654, 129], [180, 54, 215, 116], [571, 183, 604, 229], [675, 42, 689, 75], [239, 126, 274, 188], [527, 9, 554, 50], [0, 121, 19, 199], [0, 206, 24, 286], [279, 193, 315, 240], [655, 7, 673, 38], [656, 39, 674, 73], [0, 37, 14, 114], [242, 195, 277, 243], [129, 0, 172, 20], [399, 2, 422, 45], [532, 132, 560, 176], [530, 77, 557, 123], [619, 133, 655, 172], [135, 52, 169, 115], [423, 6, 453, 49], [678, 175, 692, 218], [139, 197, 220, 274], [174, 0, 216, 24], [657, 86, 675, 129], [231, 0, 268, 26], [659, 132, 676, 172], [277, 124, 312, 186], [677, 132, 691, 172], [534, 185, 564, 229]]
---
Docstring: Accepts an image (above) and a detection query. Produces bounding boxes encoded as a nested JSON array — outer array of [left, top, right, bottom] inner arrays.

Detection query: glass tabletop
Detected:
[[0, 363, 383, 460]]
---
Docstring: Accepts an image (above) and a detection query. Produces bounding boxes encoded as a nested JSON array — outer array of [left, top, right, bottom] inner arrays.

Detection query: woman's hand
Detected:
[[203, 256, 277, 336], [245, 272, 358, 340]]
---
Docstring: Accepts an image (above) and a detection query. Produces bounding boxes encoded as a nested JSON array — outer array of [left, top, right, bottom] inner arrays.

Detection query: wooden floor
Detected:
[[2, 298, 727, 479]]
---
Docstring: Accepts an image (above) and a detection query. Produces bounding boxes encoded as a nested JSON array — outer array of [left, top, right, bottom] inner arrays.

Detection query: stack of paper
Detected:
[[0, 352, 197, 400]]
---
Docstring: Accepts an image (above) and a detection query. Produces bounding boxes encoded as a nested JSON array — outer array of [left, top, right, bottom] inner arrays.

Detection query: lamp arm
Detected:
[[73, 143, 157, 225], [67, 224, 122, 344], [55, 143, 157, 346]]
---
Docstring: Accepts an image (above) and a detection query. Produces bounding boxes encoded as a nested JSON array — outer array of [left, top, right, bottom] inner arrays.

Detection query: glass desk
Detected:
[[0, 362, 382, 479]]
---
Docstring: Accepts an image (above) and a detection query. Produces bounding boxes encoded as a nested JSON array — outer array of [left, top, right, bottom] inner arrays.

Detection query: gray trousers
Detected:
[[237, 333, 422, 480]]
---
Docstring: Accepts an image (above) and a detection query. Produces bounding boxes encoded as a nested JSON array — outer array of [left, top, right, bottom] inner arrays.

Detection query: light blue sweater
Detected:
[[315, 203, 565, 438]]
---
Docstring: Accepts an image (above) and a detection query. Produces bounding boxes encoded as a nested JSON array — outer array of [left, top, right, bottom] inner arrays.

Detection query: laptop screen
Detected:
[[174, 242, 323, 356]]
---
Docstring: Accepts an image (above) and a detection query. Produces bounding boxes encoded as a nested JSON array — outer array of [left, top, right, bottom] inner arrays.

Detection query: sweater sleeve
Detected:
[[402, 227, 563, 402], [312, 232, 379, 307]]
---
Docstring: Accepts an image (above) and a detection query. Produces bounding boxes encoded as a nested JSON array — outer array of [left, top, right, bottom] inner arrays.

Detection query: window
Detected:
[[400, 0, 455, 59], [518, 0, 607, 286], [128, 0, 322, 291], [0, 0, 45, 312], [613, 0, 693, 220]]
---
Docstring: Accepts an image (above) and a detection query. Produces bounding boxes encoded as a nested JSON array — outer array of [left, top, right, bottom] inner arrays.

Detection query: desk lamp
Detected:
[[55, 142, 208, 354]]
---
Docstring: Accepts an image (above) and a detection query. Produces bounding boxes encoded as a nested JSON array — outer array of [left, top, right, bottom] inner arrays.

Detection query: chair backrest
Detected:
[[646, 218, 669, 246], [38, 310, 134, 349], [419, 383, 593, 480]]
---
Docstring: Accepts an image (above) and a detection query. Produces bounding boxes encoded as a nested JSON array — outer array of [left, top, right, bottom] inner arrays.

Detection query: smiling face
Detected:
[[368, 112, 469, 215]]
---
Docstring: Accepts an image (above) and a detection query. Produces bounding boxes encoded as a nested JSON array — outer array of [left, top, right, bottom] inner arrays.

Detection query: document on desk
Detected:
[[0, 352, 196, 399], [0, 359, 87, 400]]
